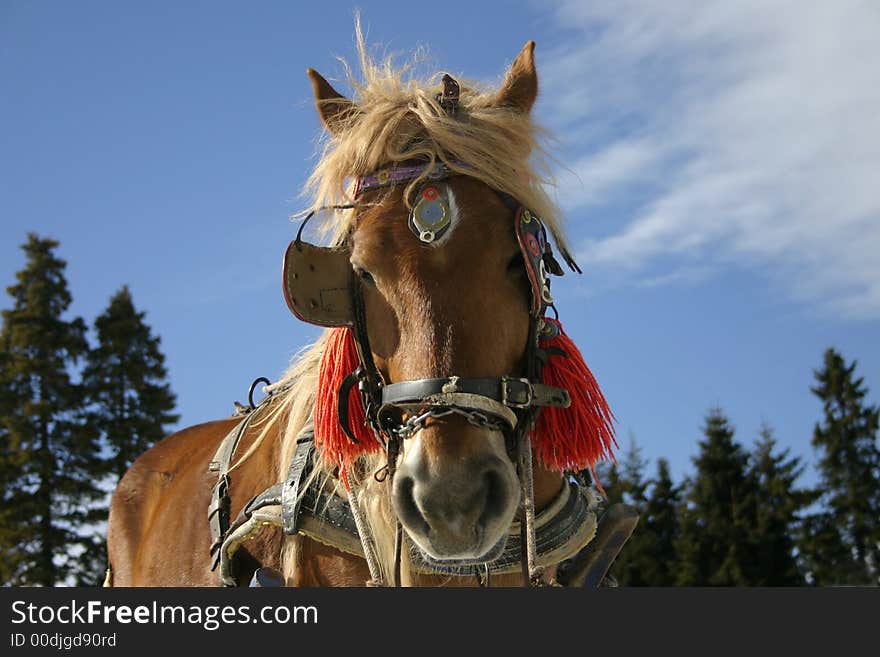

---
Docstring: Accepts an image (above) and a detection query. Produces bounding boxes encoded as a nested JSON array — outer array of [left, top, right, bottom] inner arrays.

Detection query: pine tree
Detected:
[[0, 234, 103, 585], [0, 337, 27, 584], [600, 446, 683, 586], [604, 437, 652, 585], [82, 285, 178, 481], [594, 457, 622, 506], [800, 348, 880, 585], [741, 424, 814, 585], [676, 408, 752, 585], [640, 458, 681, 586], [75, 286, 177, 583]]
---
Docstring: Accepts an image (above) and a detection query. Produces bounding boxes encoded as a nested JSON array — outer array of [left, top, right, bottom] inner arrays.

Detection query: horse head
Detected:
[[284, 37, 615, 581]]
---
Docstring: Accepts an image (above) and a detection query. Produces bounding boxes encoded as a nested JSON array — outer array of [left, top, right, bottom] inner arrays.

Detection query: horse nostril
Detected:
[[480, 467, 509, 528], [393, 475, 430, 536]]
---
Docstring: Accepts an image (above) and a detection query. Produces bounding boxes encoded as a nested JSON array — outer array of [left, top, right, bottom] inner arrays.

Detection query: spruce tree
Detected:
[[82, 285, 178, 482], [599, 447, 683, 586], [676, 408, 751, 585], [640, 458, 681, 586], [800, 349, 880, 585], [594, 457, 622, 506], [741, 424, 814, 585], [0, 234, 103, 585], [604, 438, 651, 585], [0, 339, 27, 584]]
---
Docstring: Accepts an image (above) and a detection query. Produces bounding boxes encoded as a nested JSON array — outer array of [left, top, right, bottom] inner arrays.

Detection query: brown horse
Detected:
[[106, 30, 633, 588]]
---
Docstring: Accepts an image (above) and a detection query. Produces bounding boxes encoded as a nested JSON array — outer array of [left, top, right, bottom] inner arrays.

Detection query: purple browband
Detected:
[[354, 161, 470, 198]]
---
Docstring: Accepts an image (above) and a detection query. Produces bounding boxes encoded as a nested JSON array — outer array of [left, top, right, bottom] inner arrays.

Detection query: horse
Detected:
[[105, 30, 637, 588]]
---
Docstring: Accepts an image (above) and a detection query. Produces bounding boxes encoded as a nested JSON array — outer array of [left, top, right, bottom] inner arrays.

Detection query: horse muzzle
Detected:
[[391, 429, 521, 561]]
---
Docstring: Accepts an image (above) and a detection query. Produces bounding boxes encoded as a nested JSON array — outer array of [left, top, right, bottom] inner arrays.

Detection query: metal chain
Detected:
[[393, 407, 508, 441]]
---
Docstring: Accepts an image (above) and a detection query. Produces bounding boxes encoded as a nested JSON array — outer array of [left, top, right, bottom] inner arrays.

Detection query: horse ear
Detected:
[[307, 68, 358, 135], [495, 41, 538, 113]]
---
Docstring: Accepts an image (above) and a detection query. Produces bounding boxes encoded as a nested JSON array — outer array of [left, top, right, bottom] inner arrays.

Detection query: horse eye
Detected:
[[355, 266, 376, 286], [506, 252, 525, 276]]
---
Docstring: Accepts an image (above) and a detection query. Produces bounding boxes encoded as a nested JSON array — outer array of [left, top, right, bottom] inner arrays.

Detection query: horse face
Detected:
[[351, 177, 531, 560]]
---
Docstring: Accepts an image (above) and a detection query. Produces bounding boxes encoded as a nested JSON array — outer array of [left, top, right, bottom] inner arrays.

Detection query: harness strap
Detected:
[[208, 476, 231, 569], [218, 483, 285, 586], [282, 426, 315, 534], [519, 435, 543, 585], [555, 503, 640, 588], [219, 501, 283, 587], [207, 381, 276, 573], [336, 368, 364, 443], [354, 161, 464, 197], [208, 418, 250, 473], [346, 476, 385, 586], [208, 414, 258, 569], [230, 484, 284, 531], [381, 377, 570, 411]]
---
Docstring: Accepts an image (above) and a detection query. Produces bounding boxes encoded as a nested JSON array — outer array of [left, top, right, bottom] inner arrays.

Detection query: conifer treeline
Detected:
[[2, 234, 878, 586], [0, 235, 178, 586], [601, 350, 880, 586]]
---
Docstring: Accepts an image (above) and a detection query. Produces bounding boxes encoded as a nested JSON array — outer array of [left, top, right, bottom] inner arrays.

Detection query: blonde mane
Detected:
[[307, 22, 568, 251], [242, 22, 570, 585]]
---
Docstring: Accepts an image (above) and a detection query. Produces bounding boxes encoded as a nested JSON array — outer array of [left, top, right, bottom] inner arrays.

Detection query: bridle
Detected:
[[204, 158, 630, 588], [282, 159, 582, 585], [286, 160, 578, 441]]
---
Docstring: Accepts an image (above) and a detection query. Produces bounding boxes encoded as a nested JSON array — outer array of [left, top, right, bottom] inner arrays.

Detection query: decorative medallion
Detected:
[[409, 184, 451, 243]]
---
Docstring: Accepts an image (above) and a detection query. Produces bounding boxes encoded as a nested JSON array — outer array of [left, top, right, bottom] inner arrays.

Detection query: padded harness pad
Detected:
[[282, 240, 354, 327]]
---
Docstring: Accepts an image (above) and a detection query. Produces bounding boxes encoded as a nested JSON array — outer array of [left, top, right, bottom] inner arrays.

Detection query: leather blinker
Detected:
[[282, 240, 355, 327]]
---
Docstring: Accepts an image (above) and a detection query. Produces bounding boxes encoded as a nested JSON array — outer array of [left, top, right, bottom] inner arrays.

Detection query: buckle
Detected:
[[501, 377, 533, 409]]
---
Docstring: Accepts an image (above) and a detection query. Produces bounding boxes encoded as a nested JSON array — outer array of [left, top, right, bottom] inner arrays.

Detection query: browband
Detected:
[[353, 160, 466, 198]]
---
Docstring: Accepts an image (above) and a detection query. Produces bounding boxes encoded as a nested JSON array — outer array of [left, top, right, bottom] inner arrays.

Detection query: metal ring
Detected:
[[294, 205, 355, 248], [248, 377, 272, 409]]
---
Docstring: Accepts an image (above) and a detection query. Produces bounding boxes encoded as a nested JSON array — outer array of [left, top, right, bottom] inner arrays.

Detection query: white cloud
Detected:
[[540, 0, 880, 318], [637, 265, 713, 289], [555, 138, 662, 210]]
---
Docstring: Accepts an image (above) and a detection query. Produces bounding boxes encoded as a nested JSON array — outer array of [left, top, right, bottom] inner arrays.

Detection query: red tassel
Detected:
[[534, 319, 617, 483], [314, 327, 382, 478]]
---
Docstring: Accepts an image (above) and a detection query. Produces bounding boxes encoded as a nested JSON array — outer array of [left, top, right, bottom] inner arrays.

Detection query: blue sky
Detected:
[[2, 1, 878, 488]]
